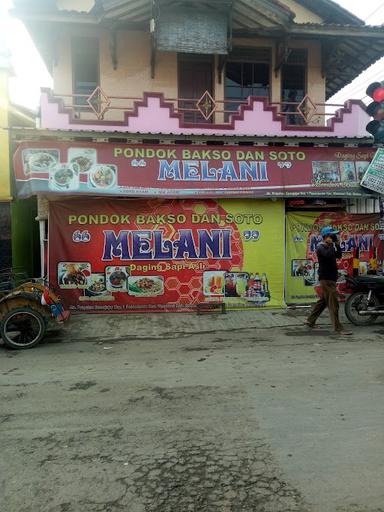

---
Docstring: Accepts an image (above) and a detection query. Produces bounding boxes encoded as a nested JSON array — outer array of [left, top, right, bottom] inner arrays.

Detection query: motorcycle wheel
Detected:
[[345, 292, 380, 326], [0, 307, 46, 349]]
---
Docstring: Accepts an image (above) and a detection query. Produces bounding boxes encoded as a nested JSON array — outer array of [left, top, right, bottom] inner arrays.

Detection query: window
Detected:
[[178, 54, 213, 123], [72, 37, 99, 106], [225, 48, 270, 119], [281, 49, 307, 125]]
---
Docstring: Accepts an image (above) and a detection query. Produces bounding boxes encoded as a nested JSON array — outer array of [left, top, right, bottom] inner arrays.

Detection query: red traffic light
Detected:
[[372, 87, 384, 103]]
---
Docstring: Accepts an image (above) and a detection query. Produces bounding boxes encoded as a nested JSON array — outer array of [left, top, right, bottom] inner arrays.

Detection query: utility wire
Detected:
[[364, 2, 384, 21], [331, 69, 384, 100]]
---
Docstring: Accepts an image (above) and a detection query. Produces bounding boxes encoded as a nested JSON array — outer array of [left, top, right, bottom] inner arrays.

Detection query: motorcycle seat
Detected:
[[352, 275, 384, 285]]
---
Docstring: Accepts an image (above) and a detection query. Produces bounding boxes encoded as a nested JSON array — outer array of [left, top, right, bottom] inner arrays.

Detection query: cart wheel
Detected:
[[0, 307, 46, 349]]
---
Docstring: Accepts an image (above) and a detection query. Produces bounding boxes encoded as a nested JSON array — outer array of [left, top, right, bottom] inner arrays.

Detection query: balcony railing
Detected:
[[39, 86, 369, 138], [48, 87, 344, 127]]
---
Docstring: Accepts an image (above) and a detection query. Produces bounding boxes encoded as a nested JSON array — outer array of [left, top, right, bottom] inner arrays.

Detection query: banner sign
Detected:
[[360, 148, 384, 194], [49, 198, 285, 313], [14, 142, 377, 198], [286, 211, 383, 304], [0, 93, 11, 200]]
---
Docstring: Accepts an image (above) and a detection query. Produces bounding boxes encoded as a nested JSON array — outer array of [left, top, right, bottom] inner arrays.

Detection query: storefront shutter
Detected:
[[346, 198, 380, 214]]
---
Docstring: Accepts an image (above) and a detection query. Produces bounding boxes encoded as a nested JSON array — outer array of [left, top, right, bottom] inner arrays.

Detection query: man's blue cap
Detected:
[[321, 226, 339, 238]]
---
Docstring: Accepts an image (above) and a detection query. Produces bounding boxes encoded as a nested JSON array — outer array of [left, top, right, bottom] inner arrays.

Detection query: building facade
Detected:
[[0, 47, 13, 271], [11, 0, 384, 312], [0, 47, 39, 276]]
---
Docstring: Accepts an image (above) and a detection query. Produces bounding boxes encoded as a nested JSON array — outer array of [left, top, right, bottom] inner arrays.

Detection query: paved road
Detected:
[[1, 321, 384, 512]]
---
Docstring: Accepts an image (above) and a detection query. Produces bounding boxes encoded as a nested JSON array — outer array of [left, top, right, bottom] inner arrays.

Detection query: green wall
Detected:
[[11, 197, 40, 277]]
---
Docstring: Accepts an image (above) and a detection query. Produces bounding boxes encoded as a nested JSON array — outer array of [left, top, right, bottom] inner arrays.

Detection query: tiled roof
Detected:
[[12, 1, 384, 99], [294, 0, 363, 26]]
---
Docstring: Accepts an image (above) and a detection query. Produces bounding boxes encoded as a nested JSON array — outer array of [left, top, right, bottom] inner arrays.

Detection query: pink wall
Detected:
[[40, 90, 370, 139]]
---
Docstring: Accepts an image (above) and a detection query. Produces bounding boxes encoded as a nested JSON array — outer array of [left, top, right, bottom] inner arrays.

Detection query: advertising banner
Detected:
[[286, 211, 383, 304], [360, 148, 384, 195], [0, 81, 11, 201], [49, 198, 285, 313], [14, 142, 378, 198]]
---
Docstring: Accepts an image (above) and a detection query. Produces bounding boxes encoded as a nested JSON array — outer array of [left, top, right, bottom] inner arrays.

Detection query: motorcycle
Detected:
[[344, 275, 384, 326]]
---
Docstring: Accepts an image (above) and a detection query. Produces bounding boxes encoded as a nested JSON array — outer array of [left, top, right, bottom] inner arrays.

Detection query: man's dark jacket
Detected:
[[316, 242, 342, 282]]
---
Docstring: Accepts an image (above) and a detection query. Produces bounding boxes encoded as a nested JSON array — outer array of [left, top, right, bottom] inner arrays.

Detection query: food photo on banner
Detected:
[[286, 212, 383, 304], [48, 198, 285, 313]]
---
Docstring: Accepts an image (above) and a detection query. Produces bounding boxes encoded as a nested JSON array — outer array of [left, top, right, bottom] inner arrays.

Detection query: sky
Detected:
[[0, 0, 383, 110]]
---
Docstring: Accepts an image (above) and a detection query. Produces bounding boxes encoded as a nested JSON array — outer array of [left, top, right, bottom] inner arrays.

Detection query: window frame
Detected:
[[177, 53, 215, 124], [177, 53, 214, 99], [280, 48, 308, 103], [71, 36, 100, 106], [224, 47, 272, 120], [225, 61, 271, 98]]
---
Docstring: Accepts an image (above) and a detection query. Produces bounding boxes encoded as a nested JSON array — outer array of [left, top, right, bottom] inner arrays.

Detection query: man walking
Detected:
[[305, 226, 352, 335]]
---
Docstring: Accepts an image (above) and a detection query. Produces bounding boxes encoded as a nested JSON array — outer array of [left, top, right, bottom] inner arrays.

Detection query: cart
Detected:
[[0, 269, 70, 349]]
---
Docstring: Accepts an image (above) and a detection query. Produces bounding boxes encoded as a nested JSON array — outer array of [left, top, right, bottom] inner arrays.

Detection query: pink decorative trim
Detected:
[[40, 88, 370, 138]]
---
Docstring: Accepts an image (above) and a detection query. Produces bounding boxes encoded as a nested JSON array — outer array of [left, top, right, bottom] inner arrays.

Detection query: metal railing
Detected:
[[47, 87, 345, 127]]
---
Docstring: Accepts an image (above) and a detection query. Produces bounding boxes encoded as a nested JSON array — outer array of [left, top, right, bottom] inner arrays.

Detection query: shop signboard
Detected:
[[360, 148, 384, 194], [380, 198, 384, 240], [286, 211, 383, 304], [13, 142, 378, 198], [49, 198, 285, 313]]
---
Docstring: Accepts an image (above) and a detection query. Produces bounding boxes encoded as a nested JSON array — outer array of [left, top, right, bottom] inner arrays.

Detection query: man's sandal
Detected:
[[303, 321, 321, 329]]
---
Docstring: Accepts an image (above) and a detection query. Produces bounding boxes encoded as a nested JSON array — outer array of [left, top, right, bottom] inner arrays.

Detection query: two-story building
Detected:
[[11, 0, 384, 313], [0, 44, 38, 276], [0, 45, 13, 271]]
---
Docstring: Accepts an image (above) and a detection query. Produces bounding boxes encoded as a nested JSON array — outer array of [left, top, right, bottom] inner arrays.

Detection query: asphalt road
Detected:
[[1, 322, 384, 512]]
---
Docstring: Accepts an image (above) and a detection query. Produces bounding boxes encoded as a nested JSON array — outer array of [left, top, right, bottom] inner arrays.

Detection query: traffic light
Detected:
[[365, 81, 384, 142]]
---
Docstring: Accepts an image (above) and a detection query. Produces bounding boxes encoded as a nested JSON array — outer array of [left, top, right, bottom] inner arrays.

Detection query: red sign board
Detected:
[[48, 198, 286, 313], [14, 142, 377, 198]]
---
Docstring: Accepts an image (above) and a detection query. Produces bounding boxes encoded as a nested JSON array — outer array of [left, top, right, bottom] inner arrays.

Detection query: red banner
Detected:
[[48, 198, 286, 313], [14, 142, 377, 198]]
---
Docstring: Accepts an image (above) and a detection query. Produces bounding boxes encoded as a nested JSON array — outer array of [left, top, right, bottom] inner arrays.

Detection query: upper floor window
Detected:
[[225, 48, 271, 119], [281, 48, 307, 125], [72, 37, 99, 106], [178, 54, 213, 124]]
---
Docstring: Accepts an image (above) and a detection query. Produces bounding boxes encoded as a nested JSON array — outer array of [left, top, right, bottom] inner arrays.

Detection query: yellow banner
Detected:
[[286, 211, 382, 304], [286, 212, 319, 304], [0, 72, 11, 201], [217, 199, 285, 309]]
